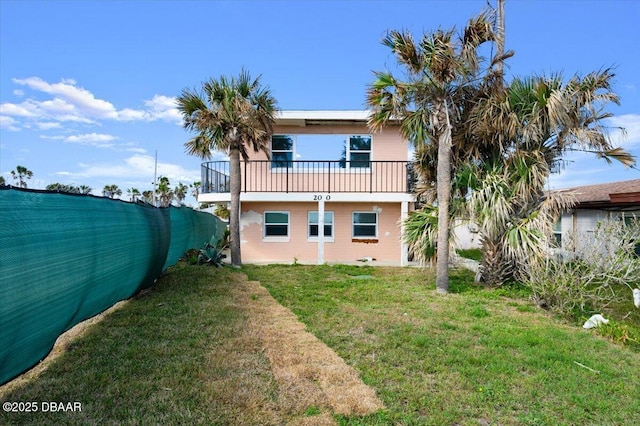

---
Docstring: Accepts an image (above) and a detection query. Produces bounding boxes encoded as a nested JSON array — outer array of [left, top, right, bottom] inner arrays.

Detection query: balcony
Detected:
[[201, 160, 415, 194]]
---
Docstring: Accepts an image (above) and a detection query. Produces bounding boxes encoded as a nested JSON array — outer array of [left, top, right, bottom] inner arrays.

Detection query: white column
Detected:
[[317, 197, 325, 264], [400, 201, 409, 266]]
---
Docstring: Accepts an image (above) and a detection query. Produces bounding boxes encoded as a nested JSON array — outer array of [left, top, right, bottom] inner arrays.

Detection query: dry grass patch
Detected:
[[232, 276, 384, 419]]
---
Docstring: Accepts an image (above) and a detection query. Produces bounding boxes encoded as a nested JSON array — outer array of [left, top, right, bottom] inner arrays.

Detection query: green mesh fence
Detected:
[[0, 187, 225, 385]]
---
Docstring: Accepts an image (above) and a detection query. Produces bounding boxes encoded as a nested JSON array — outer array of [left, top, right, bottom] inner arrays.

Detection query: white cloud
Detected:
[[13, 89, 24, 97], [36, 122, 62, 130], [125, 147, 147, 154], [606, 114, 640, 148], [2, 77, 182, 130], [66, 154, 200, 183], [0, 101, 39, 117], [66, 133, 118, 143], [143, 95, 182, 124], [12, 77, 119, 119], [0, 116, 20, 131], [117, 108, 147, 121], [40, 132, 118, 148]]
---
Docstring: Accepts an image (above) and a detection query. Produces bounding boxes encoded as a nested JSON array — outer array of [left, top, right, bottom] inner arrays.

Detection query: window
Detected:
[[271, 135, 293, 168], [352, 212, 377, 238], [308, 211, 334, 239], [624, 215, 640, 257], [270, 134, 372, 168], [552, 220, 562, 247], [264, 211, 289, 238], [347, 136, 371, 168]]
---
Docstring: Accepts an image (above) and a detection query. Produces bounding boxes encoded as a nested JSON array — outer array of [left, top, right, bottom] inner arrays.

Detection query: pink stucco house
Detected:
[[197, 110, 416, 265]]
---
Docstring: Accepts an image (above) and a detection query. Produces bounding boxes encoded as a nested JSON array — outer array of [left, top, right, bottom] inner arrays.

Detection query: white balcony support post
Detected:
[[317, 197, 325, 264], [400, 201, 409, 266]]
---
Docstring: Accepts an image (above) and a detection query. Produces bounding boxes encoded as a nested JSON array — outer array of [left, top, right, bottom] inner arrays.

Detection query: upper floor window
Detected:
[[347, 136, 371, 168], [271, 135, 293, 168], [270, 134, 372, 169]]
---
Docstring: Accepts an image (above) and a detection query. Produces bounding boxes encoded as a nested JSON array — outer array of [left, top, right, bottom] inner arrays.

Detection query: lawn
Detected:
[[242, 264, 640, 425], [1, 263, 638, 425]]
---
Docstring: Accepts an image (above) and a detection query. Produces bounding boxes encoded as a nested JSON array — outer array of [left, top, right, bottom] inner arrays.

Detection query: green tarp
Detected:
[[0, 187, 225, 385]]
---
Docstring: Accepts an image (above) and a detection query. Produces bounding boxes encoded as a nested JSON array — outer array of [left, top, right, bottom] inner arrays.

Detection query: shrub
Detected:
[[522, 218, 640, 317]]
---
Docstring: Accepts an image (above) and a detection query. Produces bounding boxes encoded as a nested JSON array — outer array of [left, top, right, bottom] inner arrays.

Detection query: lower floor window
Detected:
[[264, 211, 289, 237], [308, 211, 334, 238], [353, 212, 378, 238]]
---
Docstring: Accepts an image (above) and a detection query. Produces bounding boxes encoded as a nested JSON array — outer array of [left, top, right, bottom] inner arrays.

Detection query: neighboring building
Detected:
[[556, 179, 640, 253], [198, 110, 416, 265]]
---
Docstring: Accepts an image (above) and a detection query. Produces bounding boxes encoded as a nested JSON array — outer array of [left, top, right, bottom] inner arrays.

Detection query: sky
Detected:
[[1, 0, 639, 206]]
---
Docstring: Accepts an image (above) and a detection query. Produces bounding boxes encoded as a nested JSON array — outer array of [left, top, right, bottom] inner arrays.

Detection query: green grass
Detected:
[[243, 264, 640, 426], [0, 264, 281, 425], [2, 263, 639, 425], [456, 248, 483, 261]]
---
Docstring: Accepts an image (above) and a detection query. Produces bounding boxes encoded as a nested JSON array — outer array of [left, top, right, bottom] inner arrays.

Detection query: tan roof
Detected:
[[562, 179, 640, 206]]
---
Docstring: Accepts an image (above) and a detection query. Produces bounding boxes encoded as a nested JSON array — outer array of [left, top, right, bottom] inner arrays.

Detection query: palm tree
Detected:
[[127, 187, 141, 202], [177, 69, 278, 267], [11, 165, 33, 188], [102, 184, 122, 198], [142, 190, 154, 204], [78, 185, 93, 195], [190, 181, 201, 199], [174, 182, 188, 204], [467, 70, 635, 285], [367, 10, 505, 293], [155, 176, 173, 207], [46, 183, 80, 193], [0, 176, 5, 186]]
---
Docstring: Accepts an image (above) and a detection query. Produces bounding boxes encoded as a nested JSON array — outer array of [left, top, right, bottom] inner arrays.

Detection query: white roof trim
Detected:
[[276, 110, 371, 121]]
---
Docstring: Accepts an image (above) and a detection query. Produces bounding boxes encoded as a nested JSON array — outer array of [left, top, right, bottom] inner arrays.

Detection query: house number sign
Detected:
[[313, 194, 331, 201]]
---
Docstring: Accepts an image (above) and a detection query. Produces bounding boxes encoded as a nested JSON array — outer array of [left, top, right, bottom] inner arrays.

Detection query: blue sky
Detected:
[[1, 0, 639, 205]]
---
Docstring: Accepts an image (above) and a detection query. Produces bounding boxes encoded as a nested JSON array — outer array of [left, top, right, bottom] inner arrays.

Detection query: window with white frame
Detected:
[[271, 135, 294, 168], [270, 134, 372, 168], [347, 135, 372, 168], [308, 211, 334, 239], [552, 220, 562, 247], [264, 211, 289, 238], [352, 212, 378, 238]]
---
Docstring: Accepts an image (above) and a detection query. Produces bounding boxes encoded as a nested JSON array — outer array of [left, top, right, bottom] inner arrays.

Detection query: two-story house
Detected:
[[197, 110, 416, 265]]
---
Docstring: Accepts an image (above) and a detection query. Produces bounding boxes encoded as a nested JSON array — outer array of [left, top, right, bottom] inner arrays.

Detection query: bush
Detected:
[[522, 218, 640, 317]]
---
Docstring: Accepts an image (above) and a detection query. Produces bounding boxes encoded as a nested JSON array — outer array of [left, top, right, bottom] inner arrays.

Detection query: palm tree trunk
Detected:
[[480, 238, 511, 286], [495, 0, 506, 80], [435, 100, 452, 294], [229, 148, 242, 267]]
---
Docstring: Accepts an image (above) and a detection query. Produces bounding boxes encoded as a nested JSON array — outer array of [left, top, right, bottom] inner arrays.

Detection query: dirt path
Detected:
[[230, 275, 384, 425]]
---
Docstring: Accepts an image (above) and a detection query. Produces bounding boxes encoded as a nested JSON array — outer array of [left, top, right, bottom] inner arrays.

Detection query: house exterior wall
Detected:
[[559, 209, 640, 254], [452, 219, 482, 250], [247, 125, 408, 162], [237, 125, 410, 194], [240, 201, 404, 264]]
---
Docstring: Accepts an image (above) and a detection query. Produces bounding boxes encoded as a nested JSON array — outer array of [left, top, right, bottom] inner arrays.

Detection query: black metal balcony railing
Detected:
[[201, 160, 415, 194]]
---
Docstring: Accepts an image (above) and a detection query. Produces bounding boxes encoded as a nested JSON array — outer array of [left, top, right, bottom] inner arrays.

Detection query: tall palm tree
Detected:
[[142, 190, 154, 204], [78, 185, 93, 195], [367, 10, 505, 293], [155, 176, 173, 207], [467, 70, 635, 285], [127, 187, 141, 202], [11, 165, 33, 188], [177, 70, 278, 267], [102, 184, 121, 199], [174, 182, 188, 205], [190, 181, 201, 199]]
